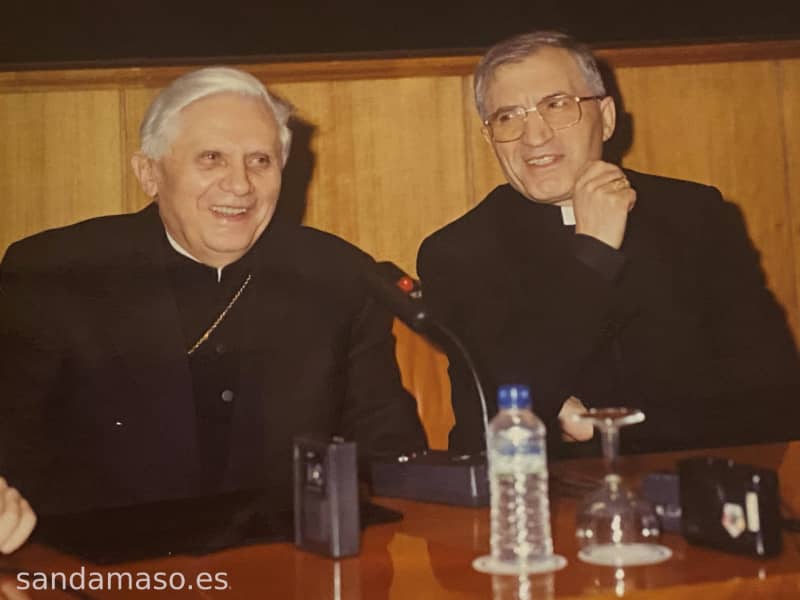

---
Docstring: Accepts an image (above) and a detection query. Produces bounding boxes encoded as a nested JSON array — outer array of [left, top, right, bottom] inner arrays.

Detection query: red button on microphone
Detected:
[[396, 276, 415, 293]]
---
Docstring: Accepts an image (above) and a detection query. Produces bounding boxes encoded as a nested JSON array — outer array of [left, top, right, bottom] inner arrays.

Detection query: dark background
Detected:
[[2, 0, 798, 68]]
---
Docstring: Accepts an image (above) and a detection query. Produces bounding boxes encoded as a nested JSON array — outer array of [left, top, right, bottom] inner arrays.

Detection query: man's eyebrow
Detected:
[[492, 104, 522, 112], [489, 92, 571, 115], [533, 91, 573, 104], [487, 104, 523, 118]]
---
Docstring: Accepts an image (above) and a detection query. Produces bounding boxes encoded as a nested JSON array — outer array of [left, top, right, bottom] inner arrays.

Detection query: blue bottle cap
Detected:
[[497, 384, 531, 410]]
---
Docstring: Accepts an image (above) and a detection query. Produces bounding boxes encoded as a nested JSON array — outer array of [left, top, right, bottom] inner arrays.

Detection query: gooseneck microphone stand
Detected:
[[364, 261, 491, 506]]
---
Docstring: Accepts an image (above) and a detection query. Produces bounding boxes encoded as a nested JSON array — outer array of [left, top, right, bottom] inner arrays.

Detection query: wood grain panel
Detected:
[[600, 39, 800, 69], [270, 76, 470, 276], [0, 90, 124, 255], [460, 75, 508, 212], [781, 58, 800, 343], [120, 87, 161, 213], [393, 321, 453, 449], [616, 60, 799, 339], [2, 50, 798, 446]]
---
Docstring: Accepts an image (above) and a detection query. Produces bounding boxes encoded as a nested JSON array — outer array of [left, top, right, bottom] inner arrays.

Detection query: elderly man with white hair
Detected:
[[0, 67, 426, 551]]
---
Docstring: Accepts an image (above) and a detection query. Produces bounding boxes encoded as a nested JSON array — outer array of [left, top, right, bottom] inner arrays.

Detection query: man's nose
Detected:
[[520, 111, 555, 146], [220, 160, 253, 195]]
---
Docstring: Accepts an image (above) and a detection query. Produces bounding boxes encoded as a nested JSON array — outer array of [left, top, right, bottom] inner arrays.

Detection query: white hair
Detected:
[[139, 67, 293, 165]]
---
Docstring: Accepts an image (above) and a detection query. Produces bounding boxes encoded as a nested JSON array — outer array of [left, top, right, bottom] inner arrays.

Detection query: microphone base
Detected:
[[370, 450, 489, 507]]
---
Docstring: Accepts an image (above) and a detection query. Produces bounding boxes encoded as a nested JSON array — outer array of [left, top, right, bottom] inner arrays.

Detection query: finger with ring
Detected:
[[609, 176, 630, 191]]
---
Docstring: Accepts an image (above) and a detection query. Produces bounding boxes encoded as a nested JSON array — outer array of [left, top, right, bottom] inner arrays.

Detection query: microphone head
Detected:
[[363, 261, 429, 331]]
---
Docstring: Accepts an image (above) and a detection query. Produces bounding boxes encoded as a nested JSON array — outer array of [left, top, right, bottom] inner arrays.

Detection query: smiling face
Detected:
[[132, 92, 283, 268], [483, 47, 616, 206]]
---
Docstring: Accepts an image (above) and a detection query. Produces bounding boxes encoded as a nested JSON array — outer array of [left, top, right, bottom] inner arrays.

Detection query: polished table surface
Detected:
[[1, 442, 799, 599]]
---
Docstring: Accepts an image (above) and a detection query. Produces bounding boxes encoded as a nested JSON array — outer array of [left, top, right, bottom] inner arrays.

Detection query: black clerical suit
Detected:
[[0, 204, 426, 515], [418, 170, 800, 455]]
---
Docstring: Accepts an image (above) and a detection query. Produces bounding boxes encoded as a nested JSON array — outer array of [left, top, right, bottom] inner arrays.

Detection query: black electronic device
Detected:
[[370, 450, 489, 507], [678, 456, 782, 557], [641, 471, 682, 533], [293, 435, 360, 558], [363, 261, 492, 507]]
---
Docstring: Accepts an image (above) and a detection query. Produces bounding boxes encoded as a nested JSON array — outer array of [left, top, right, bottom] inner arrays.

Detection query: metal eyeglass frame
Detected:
[[483, 94, 605, 142]]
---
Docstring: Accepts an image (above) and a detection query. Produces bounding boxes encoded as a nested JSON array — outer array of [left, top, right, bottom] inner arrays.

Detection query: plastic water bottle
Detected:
[[484, 384, 563, 573]]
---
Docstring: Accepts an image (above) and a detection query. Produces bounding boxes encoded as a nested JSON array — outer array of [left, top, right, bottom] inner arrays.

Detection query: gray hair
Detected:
[[139, 66, 293, 165], [474, 30, 606, 121]]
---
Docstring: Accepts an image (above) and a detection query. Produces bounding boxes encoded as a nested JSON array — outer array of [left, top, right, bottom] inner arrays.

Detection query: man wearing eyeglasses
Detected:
[[418, 31, 800, 455]]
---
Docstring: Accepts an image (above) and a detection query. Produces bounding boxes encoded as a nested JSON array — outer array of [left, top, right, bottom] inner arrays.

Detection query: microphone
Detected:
[[363, 260, 490, 507], [361, 261, 429, 332], [363, 261, 489, 434]]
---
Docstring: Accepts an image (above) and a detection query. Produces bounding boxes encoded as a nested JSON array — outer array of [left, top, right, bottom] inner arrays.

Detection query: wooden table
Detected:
[[2, 443, 799, 599]]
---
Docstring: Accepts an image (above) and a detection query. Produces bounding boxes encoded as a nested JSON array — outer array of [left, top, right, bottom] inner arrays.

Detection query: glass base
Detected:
[[578, 543, 672, 567], [472, 553, 567, 575]]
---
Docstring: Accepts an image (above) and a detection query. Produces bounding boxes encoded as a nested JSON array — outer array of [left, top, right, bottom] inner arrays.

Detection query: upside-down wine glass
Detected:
[[573, 408, 672, 567]]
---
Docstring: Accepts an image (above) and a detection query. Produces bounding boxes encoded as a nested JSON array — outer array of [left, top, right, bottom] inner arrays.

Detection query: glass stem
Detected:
[[601, 425, 620, 474]]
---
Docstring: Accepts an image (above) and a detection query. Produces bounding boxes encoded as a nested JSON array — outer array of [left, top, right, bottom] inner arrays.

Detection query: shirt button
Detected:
[[215, 343, 227, 355], [221, 389, 235, 403]]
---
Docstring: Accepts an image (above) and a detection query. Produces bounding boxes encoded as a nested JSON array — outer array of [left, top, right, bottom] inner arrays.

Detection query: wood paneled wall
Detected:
[[2, 42, 799, 448]]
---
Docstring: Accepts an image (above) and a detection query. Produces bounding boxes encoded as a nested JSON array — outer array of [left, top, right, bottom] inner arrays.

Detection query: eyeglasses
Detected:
[[483, 94, 605, 142]]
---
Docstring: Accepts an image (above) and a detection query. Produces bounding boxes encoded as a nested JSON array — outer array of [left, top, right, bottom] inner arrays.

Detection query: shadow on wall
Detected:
[[597, 59, 634, 166], [273, 113, 316, 226]]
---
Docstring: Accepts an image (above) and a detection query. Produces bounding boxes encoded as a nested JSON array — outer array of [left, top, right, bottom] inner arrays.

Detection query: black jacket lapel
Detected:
[[225, 223, 295, 490], [103, 204, 198, 478]]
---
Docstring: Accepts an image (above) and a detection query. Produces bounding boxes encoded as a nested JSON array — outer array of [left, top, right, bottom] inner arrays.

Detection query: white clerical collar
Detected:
[[560, 205, 575, 226], [165, 231, 224, 282]]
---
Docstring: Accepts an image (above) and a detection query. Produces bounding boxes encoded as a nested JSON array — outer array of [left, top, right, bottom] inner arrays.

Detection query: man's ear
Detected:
[[480, 125, 493, 145], [131, 152, 160, 199], [600, 96, 617, 142]]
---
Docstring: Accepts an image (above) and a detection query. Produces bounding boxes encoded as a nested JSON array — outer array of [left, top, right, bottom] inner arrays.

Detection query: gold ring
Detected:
[[610, 177, 630, 191]]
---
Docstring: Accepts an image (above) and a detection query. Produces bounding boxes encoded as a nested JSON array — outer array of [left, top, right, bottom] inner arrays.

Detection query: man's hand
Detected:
[[558, 396, 594, 442], [573, 161, 636, 249], [0, 478, 36, 554]]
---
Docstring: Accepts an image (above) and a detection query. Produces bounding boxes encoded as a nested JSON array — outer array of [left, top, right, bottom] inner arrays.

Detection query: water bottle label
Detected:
[[491, 427, 544, 456], [489, 452, 546, 475]]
